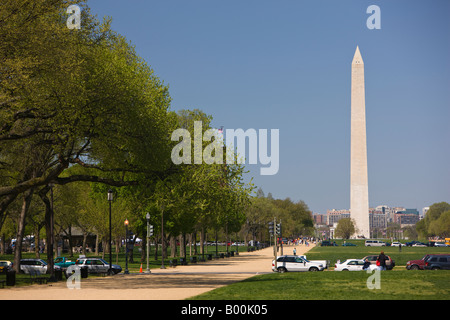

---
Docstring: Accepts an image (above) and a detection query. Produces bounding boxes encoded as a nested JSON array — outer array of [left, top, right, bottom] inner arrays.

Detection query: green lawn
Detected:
[[304, 239, 450, 268], [188, 269, 450, 300], [189, 240, 450, 300]]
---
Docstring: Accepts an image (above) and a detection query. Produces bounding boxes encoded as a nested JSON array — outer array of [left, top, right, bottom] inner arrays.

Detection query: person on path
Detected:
[[293, 248, 297, 255]]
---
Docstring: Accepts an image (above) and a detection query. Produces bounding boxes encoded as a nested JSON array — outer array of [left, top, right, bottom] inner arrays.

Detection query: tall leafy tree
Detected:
[[0, 0, 176, 274]]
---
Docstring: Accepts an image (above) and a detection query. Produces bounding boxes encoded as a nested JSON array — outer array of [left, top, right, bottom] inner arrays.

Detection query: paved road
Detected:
[[0, 244, 314, 300]]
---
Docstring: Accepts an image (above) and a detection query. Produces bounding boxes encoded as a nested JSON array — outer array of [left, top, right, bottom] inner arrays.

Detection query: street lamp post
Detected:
[[160, 204, 166, 269], [107, 189, 113, 275], [146, 212, 151, 273], [124, 219, 129, 274]]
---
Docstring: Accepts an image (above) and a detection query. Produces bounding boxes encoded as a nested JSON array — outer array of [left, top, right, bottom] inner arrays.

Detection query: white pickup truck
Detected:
[[272, 255, 326, 272]]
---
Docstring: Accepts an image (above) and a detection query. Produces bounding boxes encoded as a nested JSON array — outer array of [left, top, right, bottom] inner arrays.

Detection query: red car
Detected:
[[406, 254, 447, 270]]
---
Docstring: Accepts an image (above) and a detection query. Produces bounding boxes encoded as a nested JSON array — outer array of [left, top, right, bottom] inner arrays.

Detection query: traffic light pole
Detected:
[[273, 217, 277, 270], [279, 219, 283, 255]]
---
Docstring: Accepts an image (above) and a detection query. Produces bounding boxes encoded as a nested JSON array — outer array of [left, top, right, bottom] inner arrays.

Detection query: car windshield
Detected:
[[99, 259, 108, 265]]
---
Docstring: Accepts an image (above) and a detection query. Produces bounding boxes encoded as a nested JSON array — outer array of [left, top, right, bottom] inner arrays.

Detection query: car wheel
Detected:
[[431, 266, 440, 270], [410, 265, 420, 270], [277, 267, 287, 273], [342, 269, 349, 271], [309, 267, 319, 272]]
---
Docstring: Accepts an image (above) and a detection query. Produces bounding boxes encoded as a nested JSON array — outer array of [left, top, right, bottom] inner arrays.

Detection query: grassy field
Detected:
[[188, 269, 449, 300], [305, 239, 450, 268], [189, 240, 450, 300]]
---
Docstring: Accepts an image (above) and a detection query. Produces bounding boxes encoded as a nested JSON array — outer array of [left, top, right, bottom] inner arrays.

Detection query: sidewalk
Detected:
[[0, 244, 314, 300]]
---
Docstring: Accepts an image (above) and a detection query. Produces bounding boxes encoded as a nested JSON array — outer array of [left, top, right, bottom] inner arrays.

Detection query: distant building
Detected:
[[375, 205, 394, 223], [326, 209, 350, 226], [396, 208, 419, 215], [422, 207, 430, 218], [393, 213, 420, 227], [325, 205, 421, 237], [369, 209, 387, 229], [313, 213, 327, 226]]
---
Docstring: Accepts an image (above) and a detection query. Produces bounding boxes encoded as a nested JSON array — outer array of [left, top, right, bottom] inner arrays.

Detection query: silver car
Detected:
[[20, 259, 61, 274], [75, 258, 122, 274]]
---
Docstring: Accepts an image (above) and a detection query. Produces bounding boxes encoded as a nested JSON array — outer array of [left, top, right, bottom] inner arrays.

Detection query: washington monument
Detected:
[[350, 46, 370, 238]]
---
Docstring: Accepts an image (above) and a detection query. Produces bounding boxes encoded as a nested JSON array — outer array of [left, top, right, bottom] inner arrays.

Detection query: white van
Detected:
[[365, 240, 386, 247]]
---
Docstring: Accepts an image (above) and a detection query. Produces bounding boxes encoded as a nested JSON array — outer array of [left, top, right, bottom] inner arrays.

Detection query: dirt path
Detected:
[[0, 243, 314, 300]]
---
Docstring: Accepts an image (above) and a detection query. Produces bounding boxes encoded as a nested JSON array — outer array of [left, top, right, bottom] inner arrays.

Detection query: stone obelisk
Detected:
[[350, 46, 370, 238]]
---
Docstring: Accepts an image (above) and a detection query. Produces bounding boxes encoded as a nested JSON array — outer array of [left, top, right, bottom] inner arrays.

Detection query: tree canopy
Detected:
[[0, 0, 312, 273]]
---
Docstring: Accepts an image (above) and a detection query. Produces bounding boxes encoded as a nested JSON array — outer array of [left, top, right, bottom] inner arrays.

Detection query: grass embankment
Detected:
[[189, 240, 450, 300]]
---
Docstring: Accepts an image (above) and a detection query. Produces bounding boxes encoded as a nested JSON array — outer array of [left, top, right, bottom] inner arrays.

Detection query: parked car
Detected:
[[272, 255, 325, 272], [424, 254, 450, 270], [54, 256, 76, 269], [321, 241, 338, 247], [298, 255, 329, 269], [75, 257, 122, 274], [406, 254, 438, 270], [334, 259, 377, 271], [434, 242, 450, 247], [412, 242, 427, 247], [19, 258, 61, 274], [0, 260, 12, 274], [364, 240, 386, 247], [342, 242, 357, 246], [391, 242, 402, 247], [361, 255, 395, 270]]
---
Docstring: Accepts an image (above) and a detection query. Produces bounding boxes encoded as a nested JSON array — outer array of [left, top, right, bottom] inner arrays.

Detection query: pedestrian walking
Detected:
[[293, 248, 297, 255]]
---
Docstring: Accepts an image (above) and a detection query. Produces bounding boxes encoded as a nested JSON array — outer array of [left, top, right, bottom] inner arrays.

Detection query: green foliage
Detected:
[[335, 218, 355, 239], [0, 1, 311, 260], [246, 191, 314, 238], [417, 202, 450, 238]]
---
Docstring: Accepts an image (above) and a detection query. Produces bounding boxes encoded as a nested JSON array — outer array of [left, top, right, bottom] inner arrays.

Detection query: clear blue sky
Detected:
[[88, 0, 450, 214]]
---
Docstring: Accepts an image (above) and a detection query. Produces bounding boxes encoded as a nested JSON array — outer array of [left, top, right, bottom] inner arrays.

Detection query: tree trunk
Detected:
[[34, 224, 40, 258], [116, 236, 120, 264], [179, 233, 186, 259], [193, 232, 198, 255], [170, 235, 176, 258], [101, 239, 105, 259], [1, 233, 5, 255], [154, 235, 159, 260], [95, 234, 99, 255], [200, 228, 205, 255], [67, 226, 74, 257], [13, 189, 34, 273]]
